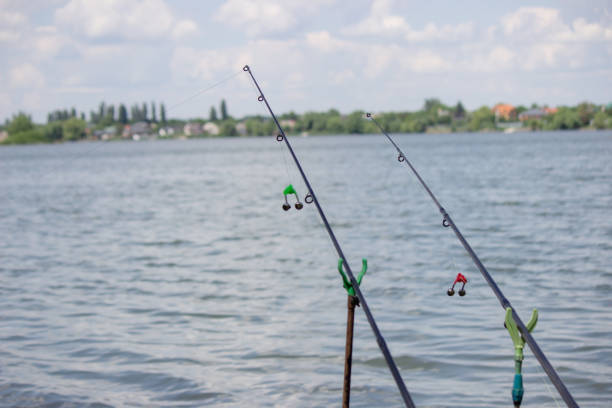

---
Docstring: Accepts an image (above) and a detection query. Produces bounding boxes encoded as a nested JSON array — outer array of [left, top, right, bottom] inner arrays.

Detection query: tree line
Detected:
[[47, 101, 168, 127], [2, 98, 611, 145]]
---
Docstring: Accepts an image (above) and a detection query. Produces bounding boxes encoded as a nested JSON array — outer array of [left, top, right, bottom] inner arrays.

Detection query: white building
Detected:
[[184, 122, 202, 136], [203, 122, 220, 136]]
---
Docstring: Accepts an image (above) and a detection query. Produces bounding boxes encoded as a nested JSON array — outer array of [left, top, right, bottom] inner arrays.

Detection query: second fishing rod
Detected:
[[366, 113, 579, 408]]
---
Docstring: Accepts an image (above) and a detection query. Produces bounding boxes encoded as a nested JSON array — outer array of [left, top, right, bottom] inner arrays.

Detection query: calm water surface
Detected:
[[1, 131, 611, 407]]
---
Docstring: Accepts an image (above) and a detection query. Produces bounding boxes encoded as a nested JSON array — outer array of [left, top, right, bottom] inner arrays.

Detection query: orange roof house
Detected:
[[492, 103, 517, 120], [543, 107, 558, 115]]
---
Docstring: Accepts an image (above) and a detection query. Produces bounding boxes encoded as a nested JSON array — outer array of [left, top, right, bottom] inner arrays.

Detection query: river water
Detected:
[[1, 130, 611, 407]]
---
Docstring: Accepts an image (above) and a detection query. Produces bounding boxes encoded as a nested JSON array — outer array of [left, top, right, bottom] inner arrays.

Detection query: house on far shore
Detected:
[[123, 122, 152, 140], [492, 103, 517, 121], [519, 108, 556, 121], [183, 122, 202, 136], [203, 122, 220, 136], [543, 107, 558, 115], [158, 127, 175, 137], [93, 126, 117, 140], [280, 119, 297, 130], [0, 130, 8, 142], [236, 122, 247, 136]]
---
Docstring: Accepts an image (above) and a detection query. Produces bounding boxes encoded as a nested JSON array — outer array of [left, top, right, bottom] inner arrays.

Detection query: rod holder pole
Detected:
[[343, 295, 358, 408]]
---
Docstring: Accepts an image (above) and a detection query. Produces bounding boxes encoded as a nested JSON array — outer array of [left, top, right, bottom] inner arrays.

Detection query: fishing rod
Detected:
[[367, 113, 579, 408], [243, 65, 416, 408]]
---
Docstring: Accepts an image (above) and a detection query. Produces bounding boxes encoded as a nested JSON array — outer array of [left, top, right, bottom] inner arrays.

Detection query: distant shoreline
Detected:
[[2, 100, 610, 145], [2, 127, 610, 147]]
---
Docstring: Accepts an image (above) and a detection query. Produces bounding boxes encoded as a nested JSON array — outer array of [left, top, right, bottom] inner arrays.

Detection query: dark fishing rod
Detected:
[[243, 65, 416, 408], [367, 113, 579, 408]]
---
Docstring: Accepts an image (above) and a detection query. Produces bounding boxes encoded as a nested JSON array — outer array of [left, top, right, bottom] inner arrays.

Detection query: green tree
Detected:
[[454, 101, 465, 118], [550, 107, 580, 129], [160, 103, 167, 124], [142, 102, 148, 122], [220, 120, 237, 136], [63, 117, 87, 141], [131, 104, 140, 122], [576, 102, 595, 126], [220, 99, 228, 120], [528, 119, 542, 131], [468, 106, 495, 131], [210, 106, 218, 121], [151, 101, 157, 123], [593, 111, 607, 130], [107, 105, 115, 122], [43, 123, 63, 141], [118, 104, 128, 124], [2, 128, 46, 144], [325, 116, 344, 133], [99, 102, 106, 121], [423, 98, 442, 112], [345, 111, 365, 134], [7, 113, 34, 135]]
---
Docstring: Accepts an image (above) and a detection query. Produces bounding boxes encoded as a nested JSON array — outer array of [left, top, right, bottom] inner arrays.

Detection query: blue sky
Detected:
[[1, 0, 611, 122]]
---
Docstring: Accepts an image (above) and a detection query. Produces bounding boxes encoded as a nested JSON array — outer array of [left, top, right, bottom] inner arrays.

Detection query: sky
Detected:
[[1, 0, 611, 122]]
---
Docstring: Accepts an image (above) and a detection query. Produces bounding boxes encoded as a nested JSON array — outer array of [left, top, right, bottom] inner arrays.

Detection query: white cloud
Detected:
[[462, 46, 517, 73], [0, 10, 26, 43], [215, 0, 294, 35], [493, 7, 612, 71], [501, 7, 560, 37], [9, 63, 45, 88], [400, 49, 449, 73], [172, 20, 198, 39], [305, 31, 346, 53], [33, 26, 69, 58], [214, 0, 335, 36], [171, 47, 237, 83], [55, 0, 197, 41], [0, 30, 21, 42], [171, 39, 306, 84], [343, 0, 473, 42], [330, 69, 356, 85], [569, 18, 612, 41], [405, 22, 474, 42], [0, 10, 27, 26], [501, 7, 612, 43]]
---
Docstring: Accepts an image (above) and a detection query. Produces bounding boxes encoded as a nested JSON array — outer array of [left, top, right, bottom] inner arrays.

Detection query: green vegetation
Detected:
[[2, 99, 611, 145], [1, 112, 87, 145]]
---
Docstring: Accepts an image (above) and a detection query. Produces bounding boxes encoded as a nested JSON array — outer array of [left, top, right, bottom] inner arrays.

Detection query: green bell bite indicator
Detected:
[[282, 184, 303, 211]]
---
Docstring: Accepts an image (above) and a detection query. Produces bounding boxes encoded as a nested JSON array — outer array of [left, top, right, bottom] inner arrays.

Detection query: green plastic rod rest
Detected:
[[338, 258, 367, 297], [505, 307, 538, 407]]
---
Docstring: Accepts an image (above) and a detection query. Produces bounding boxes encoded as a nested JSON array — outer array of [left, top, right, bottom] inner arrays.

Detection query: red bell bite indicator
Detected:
[[447, 273, 467, 296]]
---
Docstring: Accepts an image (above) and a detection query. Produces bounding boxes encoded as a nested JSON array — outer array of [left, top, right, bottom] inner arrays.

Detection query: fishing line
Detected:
[[242, 71, 337, 274], [366, 113, 579, 408], [244, 74, 295, 186], [165, 69, 243, 113], [14, 69, 244, 192], [533, 361, 564, 408], [243, 65, 416, 408]]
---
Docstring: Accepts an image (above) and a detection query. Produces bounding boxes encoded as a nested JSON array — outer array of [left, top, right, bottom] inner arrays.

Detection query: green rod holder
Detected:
[[505, 307, 538, 408], [338, 258, 367, 297]]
